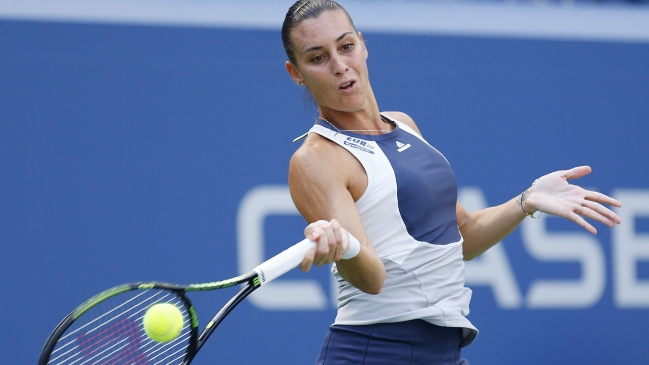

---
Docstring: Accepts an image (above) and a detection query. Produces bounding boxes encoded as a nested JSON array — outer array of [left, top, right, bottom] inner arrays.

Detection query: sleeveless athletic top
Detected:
[[308, 114, 478, 347]]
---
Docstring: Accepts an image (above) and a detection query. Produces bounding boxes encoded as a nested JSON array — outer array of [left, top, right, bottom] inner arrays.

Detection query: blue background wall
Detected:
[[1, 16, 648, 365]]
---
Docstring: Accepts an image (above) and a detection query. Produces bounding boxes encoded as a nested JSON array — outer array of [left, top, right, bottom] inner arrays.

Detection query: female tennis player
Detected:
[[282, 1, 622, 364]]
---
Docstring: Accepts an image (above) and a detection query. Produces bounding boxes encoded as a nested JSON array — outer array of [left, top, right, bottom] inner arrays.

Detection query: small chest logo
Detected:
[[344, 137, 375, 154], [396, 141, 411, 152]]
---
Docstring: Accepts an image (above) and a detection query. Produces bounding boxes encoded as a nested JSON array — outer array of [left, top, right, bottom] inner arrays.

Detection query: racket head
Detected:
[[39, 283, 199, 365]]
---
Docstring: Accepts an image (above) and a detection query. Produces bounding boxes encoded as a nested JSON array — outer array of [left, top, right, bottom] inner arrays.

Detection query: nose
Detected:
[[330, 53, 348, 76]]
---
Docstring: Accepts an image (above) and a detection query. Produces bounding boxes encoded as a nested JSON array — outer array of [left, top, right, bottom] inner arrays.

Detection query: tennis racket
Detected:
[[39, 238, 316, 365]]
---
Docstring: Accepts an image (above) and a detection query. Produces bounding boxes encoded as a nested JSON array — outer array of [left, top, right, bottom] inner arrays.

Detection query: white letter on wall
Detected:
[[522, 214, 605, 308], [237, 185, 327, 310], [613, 190, 649, 307], [459, 188, 522, 309]]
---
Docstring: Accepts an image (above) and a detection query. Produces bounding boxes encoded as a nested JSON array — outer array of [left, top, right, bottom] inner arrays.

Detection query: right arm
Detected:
[[288, 134, 386, 294]]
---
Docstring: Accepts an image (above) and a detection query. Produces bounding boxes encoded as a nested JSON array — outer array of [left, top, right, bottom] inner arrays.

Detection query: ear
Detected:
[[358, 32, 368, 59], [285, 61, 305, 85]]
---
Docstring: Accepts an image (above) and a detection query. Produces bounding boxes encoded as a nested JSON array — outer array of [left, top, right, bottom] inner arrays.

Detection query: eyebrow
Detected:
[[302, 31, 353, 55]]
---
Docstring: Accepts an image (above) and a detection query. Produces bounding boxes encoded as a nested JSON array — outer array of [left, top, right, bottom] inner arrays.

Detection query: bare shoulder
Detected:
[[382, 111, 423, 136], [289, 133, 340, 176], [289, 132, 368, 222], [289, 133, 352, 219]]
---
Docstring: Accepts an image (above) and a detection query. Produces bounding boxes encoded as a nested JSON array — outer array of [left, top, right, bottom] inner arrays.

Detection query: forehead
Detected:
[[291, 10, 355, 51]]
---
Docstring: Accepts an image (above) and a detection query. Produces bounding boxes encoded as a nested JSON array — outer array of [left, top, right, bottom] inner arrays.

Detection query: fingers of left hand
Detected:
[[570, 212, 598, 235], [577, 201, 621, 227], [561, 166, 592, 181], [585, 191, 622, 208], [582, 192, 622, 224]]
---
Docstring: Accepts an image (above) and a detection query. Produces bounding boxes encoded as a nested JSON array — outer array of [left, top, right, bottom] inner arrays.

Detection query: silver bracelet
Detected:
[[520, 180, 542, 219]]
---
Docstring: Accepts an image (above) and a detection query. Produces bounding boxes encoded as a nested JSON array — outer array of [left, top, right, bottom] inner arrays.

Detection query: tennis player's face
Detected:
[[287, 10, 370, 113]]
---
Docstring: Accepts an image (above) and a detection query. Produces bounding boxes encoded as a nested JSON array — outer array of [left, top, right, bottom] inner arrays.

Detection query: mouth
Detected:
[[339, 80, 356, 91]]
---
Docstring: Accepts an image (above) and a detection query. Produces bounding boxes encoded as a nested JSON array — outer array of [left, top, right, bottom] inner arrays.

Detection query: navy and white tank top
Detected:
[[308, 114, 478, 347]]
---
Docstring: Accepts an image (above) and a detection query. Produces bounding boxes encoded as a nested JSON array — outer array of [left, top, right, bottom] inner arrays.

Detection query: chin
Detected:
[[337, 95, 366, 111]]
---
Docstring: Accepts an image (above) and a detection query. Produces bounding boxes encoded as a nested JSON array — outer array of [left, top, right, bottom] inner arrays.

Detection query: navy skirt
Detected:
[[315, 320, 470, 365]]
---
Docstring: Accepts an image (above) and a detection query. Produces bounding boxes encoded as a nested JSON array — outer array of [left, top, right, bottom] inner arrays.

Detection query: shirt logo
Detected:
[[396, 141, 411, 152], [344, 137, 375, 154]]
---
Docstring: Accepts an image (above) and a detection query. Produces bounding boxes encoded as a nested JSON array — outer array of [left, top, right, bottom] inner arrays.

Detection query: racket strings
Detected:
[[59, 289, 165, 345], [48, 289, 192, 365], [49, 290, 169, 364], [142, 328, 192, 363]]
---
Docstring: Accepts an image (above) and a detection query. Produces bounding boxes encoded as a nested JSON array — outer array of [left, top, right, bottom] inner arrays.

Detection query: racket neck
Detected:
[[186, 274, 259, 364]]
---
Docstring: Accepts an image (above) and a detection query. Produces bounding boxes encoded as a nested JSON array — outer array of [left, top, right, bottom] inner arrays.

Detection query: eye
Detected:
[[341, 43, 354, 52], [310, 54, 324, 63]]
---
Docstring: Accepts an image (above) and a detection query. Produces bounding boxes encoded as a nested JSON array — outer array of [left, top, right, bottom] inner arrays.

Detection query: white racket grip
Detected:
[[252, 238, 316, 286]]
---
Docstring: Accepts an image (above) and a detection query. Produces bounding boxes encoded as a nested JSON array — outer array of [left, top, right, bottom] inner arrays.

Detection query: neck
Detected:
[[317, 90, 389, 134]]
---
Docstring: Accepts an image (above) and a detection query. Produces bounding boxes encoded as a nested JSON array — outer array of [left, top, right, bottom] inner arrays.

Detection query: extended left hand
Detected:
[[524, 166, 622, 234]]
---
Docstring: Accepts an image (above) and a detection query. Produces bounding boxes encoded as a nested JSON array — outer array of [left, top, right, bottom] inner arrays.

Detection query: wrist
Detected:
[[519, 180, 541, 219], [342, 232, 361, 260]]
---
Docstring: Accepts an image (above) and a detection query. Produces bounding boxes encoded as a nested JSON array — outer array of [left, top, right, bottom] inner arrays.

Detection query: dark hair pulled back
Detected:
[[282, 0, 356, 65]]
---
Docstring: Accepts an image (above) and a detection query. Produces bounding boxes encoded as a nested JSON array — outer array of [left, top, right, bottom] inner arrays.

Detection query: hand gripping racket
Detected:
[[39, 238, 316, 365]]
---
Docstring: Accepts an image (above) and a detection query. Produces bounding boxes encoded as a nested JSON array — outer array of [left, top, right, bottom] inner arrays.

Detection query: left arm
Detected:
[[381, 112, 623, 261], [457, 197, 525, 261], [459, 166, 622, 260]]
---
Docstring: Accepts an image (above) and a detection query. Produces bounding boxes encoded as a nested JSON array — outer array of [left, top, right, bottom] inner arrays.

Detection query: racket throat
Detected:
[[187, 279, 258, 363]]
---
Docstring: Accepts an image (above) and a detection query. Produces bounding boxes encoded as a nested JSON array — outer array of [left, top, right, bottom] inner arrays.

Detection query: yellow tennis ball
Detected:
[[142, 303, 184, 343]]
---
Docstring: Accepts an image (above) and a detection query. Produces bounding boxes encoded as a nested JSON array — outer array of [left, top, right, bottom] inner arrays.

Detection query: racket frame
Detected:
[[38, 272, 259, 365], [39, 238, 315, 364]]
